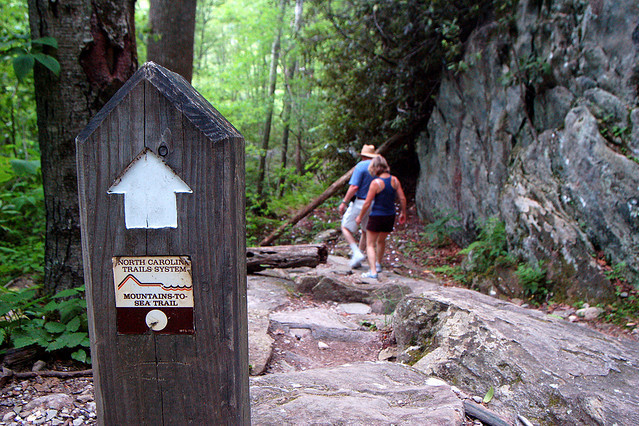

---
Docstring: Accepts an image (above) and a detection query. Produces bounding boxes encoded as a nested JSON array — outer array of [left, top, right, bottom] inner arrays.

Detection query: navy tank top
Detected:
[[370, 176, 396, 216]]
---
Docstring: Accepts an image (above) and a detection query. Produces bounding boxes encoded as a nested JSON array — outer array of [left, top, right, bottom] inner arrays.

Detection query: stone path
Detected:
[[6, 255, 638, 424]]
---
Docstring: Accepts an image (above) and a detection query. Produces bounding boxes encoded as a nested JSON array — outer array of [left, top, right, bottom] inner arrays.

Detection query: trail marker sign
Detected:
[[108, 149, 192, 229], [76, 62, 249, 424]]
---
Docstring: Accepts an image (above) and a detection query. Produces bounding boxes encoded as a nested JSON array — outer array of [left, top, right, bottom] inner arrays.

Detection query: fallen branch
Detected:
[[247, 244, 328, 273], [5, 368, 93, 380], [259, 130, 411, 246], [463, 400, 511, 426]]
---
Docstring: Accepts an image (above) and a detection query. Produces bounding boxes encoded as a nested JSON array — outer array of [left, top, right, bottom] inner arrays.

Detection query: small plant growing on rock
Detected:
[[600, 261, 639, 330], [421, 210, 461, 248], [460, 217, 515, 275], [516, 261, 550, 305]]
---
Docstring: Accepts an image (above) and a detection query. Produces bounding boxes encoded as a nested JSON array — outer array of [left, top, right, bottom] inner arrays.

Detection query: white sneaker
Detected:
[[361, 271, 378, 280], [350, 250, 365, 268], [375, 262, 382, 273]]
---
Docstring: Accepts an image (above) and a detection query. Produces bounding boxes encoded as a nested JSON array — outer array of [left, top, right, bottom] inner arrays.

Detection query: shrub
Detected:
[[0, 285, 91, 365], [460, 217, 514, 275], [517, 261, 550, 304], [421, 210, 461, 248]]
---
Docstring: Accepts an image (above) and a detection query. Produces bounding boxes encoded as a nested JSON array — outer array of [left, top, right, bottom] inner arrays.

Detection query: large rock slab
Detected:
[[270, 307, 377, 343], [248, 310, 274, 376], [393, 287, 639, 425], [294, 275, 412, 314], [250, 362, 464, 425], [415, 0, 639, 299]]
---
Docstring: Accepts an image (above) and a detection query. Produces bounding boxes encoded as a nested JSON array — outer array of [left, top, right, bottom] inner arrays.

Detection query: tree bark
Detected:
[[247, 244, 327, 273], [27, 0, 137, 294], [278, 60, 295, 196], [256, 0, 287, 198], [147, 0, 197, 82], [278, 0, 303, 195]]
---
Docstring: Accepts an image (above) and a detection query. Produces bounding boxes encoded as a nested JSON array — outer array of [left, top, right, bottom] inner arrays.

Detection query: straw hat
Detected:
[[360, 144, 379, 158]]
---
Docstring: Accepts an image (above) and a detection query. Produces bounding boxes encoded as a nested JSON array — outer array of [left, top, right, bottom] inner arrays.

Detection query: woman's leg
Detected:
[[375, 232, 390, 265], [365, 230, 379, 274]]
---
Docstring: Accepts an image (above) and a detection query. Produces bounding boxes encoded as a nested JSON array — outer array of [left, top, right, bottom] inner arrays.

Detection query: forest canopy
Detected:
[[0, 0, 513, 289]]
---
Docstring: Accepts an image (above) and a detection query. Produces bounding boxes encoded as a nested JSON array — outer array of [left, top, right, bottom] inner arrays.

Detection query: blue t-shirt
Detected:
[[349, 160, 374, 199]]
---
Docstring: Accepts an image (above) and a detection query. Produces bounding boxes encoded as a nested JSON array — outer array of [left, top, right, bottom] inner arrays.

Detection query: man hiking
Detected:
[[338, 144, 378, 268]]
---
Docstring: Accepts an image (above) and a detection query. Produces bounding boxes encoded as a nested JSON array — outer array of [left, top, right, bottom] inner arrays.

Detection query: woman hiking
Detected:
[[355, 155, 407, 280]]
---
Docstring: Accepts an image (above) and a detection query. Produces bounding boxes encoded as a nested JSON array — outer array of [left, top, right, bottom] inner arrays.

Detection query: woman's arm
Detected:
[[393, 176, 407, 225], [355, 179, 380, 224]]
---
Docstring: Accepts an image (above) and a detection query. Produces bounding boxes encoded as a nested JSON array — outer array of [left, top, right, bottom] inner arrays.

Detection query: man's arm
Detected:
[[339, 185, 359, 215]]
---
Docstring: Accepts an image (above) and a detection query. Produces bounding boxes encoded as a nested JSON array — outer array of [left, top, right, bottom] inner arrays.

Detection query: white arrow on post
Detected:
[[108, 148, 192, 229]]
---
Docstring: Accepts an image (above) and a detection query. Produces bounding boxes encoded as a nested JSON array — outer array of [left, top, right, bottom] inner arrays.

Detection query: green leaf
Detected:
[[53, 288, 80, 299], [0, 301, 13, 317], [483, 386, 494, 403], [66, 316, 81, 332], [12, 333, 38, 348], [10, 159, 40, 176], [43, 300, 59, 313], [33, 53, 61, 76], [12, 54, 34, 81], [61, 332, 87, 348], [46, 338, 68, 352], [71, 349, 87, 364], [44, 321, 67, 334], [31, 37, 58, 49]]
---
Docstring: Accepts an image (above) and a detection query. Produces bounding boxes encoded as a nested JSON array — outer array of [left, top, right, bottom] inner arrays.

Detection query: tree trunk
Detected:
[[256, 0, 287, 198], [247, 244, 327, 273], [147, 0, 197, 82], [278, 0, 303, 196], [27, 0, 137, 294], [278, 60, 295, 196]]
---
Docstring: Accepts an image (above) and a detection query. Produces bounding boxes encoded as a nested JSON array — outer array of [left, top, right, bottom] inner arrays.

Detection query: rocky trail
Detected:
[[3, 250, 639, 425]]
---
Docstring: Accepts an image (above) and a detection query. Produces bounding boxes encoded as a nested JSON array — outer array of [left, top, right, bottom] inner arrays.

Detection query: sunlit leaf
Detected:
[[483, 386, 494, 403]]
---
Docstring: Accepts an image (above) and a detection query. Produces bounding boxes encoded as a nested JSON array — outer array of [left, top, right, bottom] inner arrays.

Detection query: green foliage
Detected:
[[516, 261, 550, 304], [433, 265, 467, 284], [1, 1, 40, 160], [597, 113, 633, 162], [605, 261, 629, 282], [0, 156, 44, 284], [603, 292, 638, 330], [303, 0, 516, 157], [0, 285, 91, 364], [500, 53, 551, 88], [460, 217, 514, 275], [601, 261, 639, 330], [421, 210, 461, 248], [245, 176, 339, 245]]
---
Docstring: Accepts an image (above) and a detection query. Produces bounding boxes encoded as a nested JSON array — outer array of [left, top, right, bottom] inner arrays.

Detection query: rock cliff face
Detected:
[[416, 0, 639, 301]]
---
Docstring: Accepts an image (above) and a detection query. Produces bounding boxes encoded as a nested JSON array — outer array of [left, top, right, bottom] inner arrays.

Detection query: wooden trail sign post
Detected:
[[76, 62, 249, 424]]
